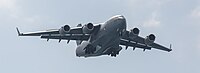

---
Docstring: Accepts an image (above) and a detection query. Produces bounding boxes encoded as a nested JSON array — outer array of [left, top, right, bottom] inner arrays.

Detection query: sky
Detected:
[[0, 0, 200, 73]]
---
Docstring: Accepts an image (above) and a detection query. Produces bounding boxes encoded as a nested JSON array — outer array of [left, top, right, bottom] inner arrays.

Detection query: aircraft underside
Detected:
[[17, 15, 172, 58]]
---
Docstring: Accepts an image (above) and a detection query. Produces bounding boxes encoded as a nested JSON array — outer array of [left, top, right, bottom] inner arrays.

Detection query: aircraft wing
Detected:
[[16, 25, 100, 41], [120, 39, 151, 50], [120, 31, 172, 52], [16, 28, 59, 36]]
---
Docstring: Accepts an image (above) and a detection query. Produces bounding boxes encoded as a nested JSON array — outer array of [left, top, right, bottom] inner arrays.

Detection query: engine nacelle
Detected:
[[145, 34, 156, 45], [82, 23, 94, 34], [59, 25, 70, 34], [129, 28, 140, 38]]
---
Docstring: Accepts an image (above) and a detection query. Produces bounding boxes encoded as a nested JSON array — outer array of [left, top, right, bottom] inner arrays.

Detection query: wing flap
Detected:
[[120, 39, 151, 50], [41, 34, 90, 40]]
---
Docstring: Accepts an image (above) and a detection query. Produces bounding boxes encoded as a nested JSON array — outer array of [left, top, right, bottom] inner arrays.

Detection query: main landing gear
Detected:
[[84, 44, 96, 54], [107, 49, 119, 57]]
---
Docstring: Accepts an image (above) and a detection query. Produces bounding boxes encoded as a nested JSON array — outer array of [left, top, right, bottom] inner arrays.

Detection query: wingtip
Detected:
[[16, 27, 22, 36], [168, 44, 172, 52], [168, 49, 172, 52]]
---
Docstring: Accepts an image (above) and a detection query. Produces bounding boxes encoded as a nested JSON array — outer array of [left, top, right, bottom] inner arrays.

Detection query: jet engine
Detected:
[[129, 28, 140, 38], [145, 34, 156, 45], [59, 25, 70, 34], [82, 23, 94, 34]]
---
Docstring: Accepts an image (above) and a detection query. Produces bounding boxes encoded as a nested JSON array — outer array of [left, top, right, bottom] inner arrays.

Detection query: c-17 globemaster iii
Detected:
[[17, 15, 172, 57]]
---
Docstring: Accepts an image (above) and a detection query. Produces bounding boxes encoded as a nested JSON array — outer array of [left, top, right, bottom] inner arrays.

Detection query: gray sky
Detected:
[[0, 0, 200, 73]]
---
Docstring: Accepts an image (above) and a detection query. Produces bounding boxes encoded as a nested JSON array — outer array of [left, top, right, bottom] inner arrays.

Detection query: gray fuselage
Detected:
[[76, 15, 126, 57]]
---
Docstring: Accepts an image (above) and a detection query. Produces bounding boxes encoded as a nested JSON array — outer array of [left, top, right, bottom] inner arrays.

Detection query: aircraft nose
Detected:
[[117, 15, 126, 23], [116, 15, 125, 20], [116, 15, 126, 28]]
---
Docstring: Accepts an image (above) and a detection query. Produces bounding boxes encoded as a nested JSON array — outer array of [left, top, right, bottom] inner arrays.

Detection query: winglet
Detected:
[[168, 44, 172, 52], [16, 27, 22, 36]]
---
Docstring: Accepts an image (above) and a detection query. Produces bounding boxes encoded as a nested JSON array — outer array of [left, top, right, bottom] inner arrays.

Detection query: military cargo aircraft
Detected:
[[17, 15, 172, 57]]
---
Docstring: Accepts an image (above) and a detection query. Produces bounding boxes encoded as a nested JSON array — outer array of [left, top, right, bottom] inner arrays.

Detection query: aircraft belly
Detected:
[[84, 21, 125, 57], [91, 30, 120, 56], [84, 35, 120, 57]]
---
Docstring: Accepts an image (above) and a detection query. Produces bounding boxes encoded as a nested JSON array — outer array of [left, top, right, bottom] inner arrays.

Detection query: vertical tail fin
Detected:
[[76, 24, 82, 45]]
